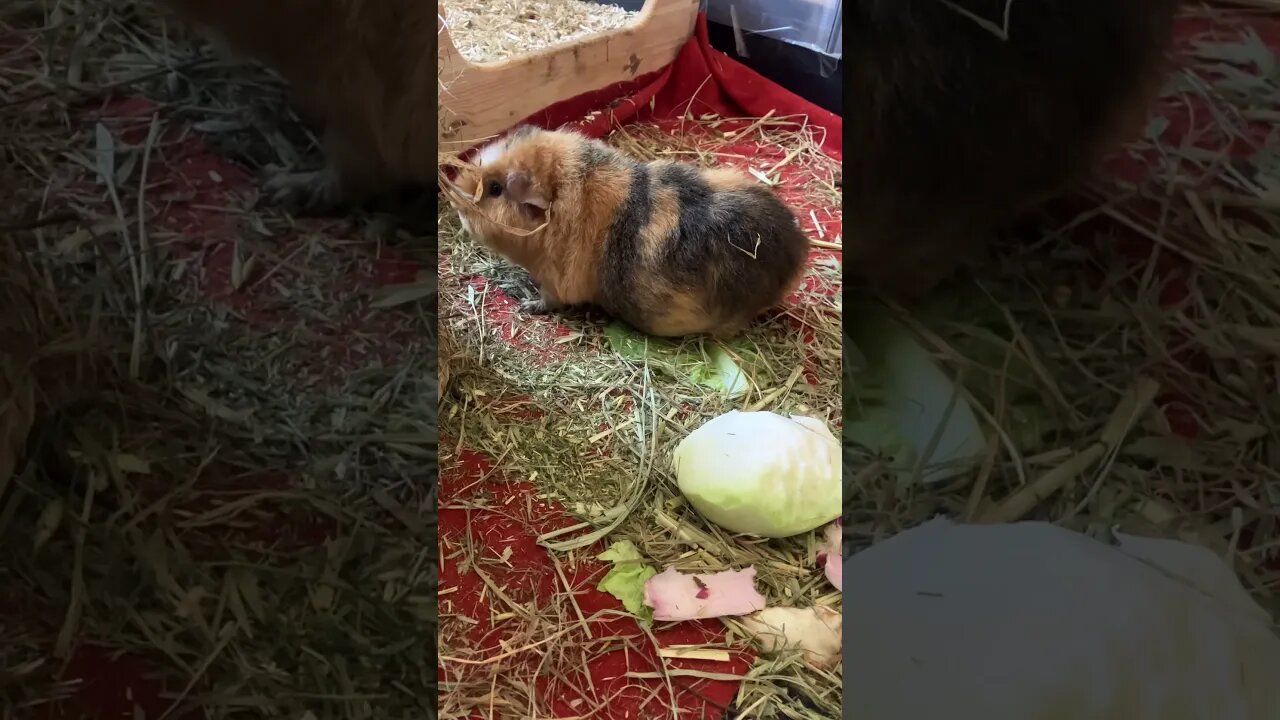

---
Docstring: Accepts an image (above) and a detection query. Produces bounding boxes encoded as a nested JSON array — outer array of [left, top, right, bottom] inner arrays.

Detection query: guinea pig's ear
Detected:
[[505, 170, 550, 209]]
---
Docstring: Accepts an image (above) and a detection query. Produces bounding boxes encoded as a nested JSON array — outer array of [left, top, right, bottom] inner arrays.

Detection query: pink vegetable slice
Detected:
[[644, 567, 767, 622], [817, 521, 842, 591]]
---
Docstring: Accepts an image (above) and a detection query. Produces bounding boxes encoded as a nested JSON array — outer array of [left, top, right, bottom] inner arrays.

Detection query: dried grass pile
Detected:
[[438, 110, 843, 715], [0, 240, 101, 503], [844, 5, 1280, 613], [0, 248, 50, 488], [2, 1, 438, 717]]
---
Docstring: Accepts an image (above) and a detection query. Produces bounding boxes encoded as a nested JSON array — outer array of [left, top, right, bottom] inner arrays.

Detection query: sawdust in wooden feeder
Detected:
[[442, 0, 638, 64]]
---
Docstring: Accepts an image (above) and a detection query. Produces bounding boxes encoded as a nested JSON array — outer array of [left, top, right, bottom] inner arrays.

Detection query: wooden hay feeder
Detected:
[[437, 0, 700, 151]]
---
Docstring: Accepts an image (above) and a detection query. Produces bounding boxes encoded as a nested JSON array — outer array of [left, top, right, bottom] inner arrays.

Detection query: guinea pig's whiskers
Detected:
[[492, 209, 551, 237], [439, 183, 551, 238], [438, 159, 550, 236]]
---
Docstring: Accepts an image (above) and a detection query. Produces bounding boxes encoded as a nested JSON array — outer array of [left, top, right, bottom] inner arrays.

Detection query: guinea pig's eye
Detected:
[[486, 180, 503, 198]]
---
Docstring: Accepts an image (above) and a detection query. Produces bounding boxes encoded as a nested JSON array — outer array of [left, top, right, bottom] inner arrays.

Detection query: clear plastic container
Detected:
[[704, 0, 842, 59]]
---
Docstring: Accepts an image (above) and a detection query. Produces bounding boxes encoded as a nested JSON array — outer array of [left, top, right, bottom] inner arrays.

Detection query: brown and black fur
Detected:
[[446, 128, 810, 338], [152, 0, 437, 211], [846, 0, 1181, 299]]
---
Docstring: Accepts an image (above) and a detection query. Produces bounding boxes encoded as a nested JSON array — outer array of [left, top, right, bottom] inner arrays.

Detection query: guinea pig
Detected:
[[151, 0, 437, 212], [443, 126, 811, 338], [844, 0, 1181, 300]]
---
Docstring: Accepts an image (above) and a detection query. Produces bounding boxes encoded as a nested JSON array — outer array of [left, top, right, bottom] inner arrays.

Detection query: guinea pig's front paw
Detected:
[[261, 165, 343, 215], [519, 297, 554, 315]]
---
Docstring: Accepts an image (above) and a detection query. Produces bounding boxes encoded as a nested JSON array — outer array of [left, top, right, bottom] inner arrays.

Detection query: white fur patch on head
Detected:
[[476, 139, 506, 168], [458, 213, 473, 235]]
